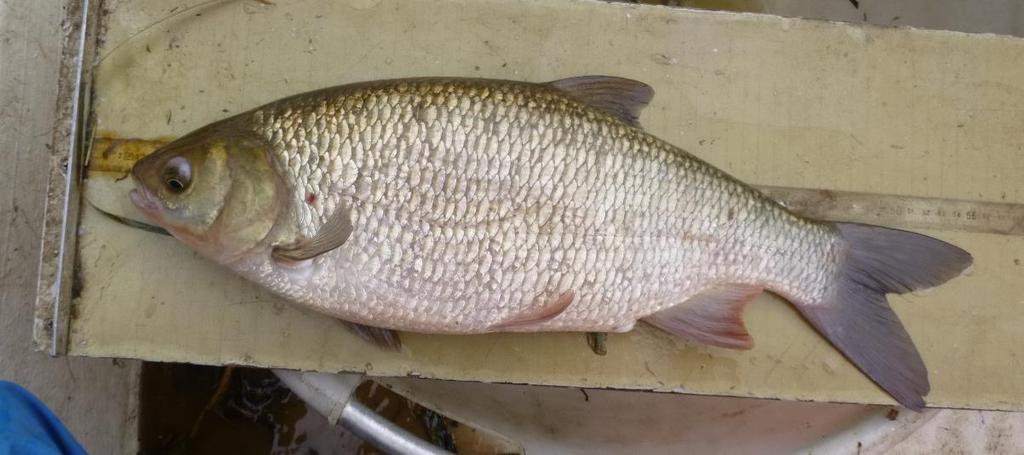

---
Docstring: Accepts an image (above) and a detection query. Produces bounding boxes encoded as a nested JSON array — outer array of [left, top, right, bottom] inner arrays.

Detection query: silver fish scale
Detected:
[[242, 79, 839, 332]]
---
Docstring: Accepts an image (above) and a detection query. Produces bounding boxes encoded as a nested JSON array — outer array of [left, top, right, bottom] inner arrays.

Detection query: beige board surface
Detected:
[[75, 0, 1024, 410]]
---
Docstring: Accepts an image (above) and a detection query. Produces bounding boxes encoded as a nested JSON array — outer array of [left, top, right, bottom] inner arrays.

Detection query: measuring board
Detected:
[[58, 0, 1024, 411]]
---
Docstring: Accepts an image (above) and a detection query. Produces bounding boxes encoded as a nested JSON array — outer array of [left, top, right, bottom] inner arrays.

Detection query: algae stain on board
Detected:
[[88, 134, 170, 177]]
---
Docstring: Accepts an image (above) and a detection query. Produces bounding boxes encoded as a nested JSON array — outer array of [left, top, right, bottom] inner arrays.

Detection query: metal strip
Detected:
[[33, 0, 95, 355]]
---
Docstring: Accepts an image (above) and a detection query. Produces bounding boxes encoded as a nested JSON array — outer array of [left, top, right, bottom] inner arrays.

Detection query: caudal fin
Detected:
[[796, 223, 972, 410]]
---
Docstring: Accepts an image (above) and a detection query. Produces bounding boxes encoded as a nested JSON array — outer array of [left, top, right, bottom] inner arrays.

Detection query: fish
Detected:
[[130, 76, 972, 410]]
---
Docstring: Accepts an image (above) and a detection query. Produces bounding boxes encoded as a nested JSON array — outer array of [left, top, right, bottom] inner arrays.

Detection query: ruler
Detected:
[[86, 137, 1024, 236], [758, 186, 1024, 236]]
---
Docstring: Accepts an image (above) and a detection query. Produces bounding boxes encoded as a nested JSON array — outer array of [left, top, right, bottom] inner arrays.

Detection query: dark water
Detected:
[[137, 363, 519, 454]]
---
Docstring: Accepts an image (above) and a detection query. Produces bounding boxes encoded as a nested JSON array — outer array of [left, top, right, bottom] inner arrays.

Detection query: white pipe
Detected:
[[274, 370, 451, 455]]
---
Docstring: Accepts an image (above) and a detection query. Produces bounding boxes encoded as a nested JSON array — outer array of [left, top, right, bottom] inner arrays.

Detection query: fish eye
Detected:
[[162, 157, 191, 194]]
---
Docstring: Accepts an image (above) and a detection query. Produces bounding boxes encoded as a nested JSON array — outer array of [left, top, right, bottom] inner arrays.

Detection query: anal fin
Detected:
[[643, 284, 763, 350]]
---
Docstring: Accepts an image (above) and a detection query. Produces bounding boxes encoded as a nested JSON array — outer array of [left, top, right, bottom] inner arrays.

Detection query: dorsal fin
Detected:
[[547, 76, 654, 127]]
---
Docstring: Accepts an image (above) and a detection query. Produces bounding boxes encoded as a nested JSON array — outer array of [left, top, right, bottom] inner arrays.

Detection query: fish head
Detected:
[[130, 127, 287, 263]]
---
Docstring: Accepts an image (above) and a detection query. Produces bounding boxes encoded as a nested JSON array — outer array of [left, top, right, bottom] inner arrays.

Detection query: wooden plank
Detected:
[[72, 0, 1024, 410]]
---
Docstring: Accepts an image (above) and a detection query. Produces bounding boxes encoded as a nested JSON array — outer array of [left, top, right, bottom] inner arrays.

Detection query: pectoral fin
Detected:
[[273, 205, 353, 262], [643, 284, 763, 350]]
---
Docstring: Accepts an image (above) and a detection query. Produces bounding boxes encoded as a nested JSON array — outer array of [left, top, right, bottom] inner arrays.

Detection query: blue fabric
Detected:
[[0, 381, 86, 455]]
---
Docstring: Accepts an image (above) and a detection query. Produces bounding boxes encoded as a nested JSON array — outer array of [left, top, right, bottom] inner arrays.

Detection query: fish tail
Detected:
[[794, 222, 972, 410]]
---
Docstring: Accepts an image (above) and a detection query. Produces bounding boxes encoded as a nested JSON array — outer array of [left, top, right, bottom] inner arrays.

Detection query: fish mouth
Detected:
[[129, 188, 157, 211], [129, 187, 161, 219], [128, 169, 163, 222], [129, 158, 161, 217]]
